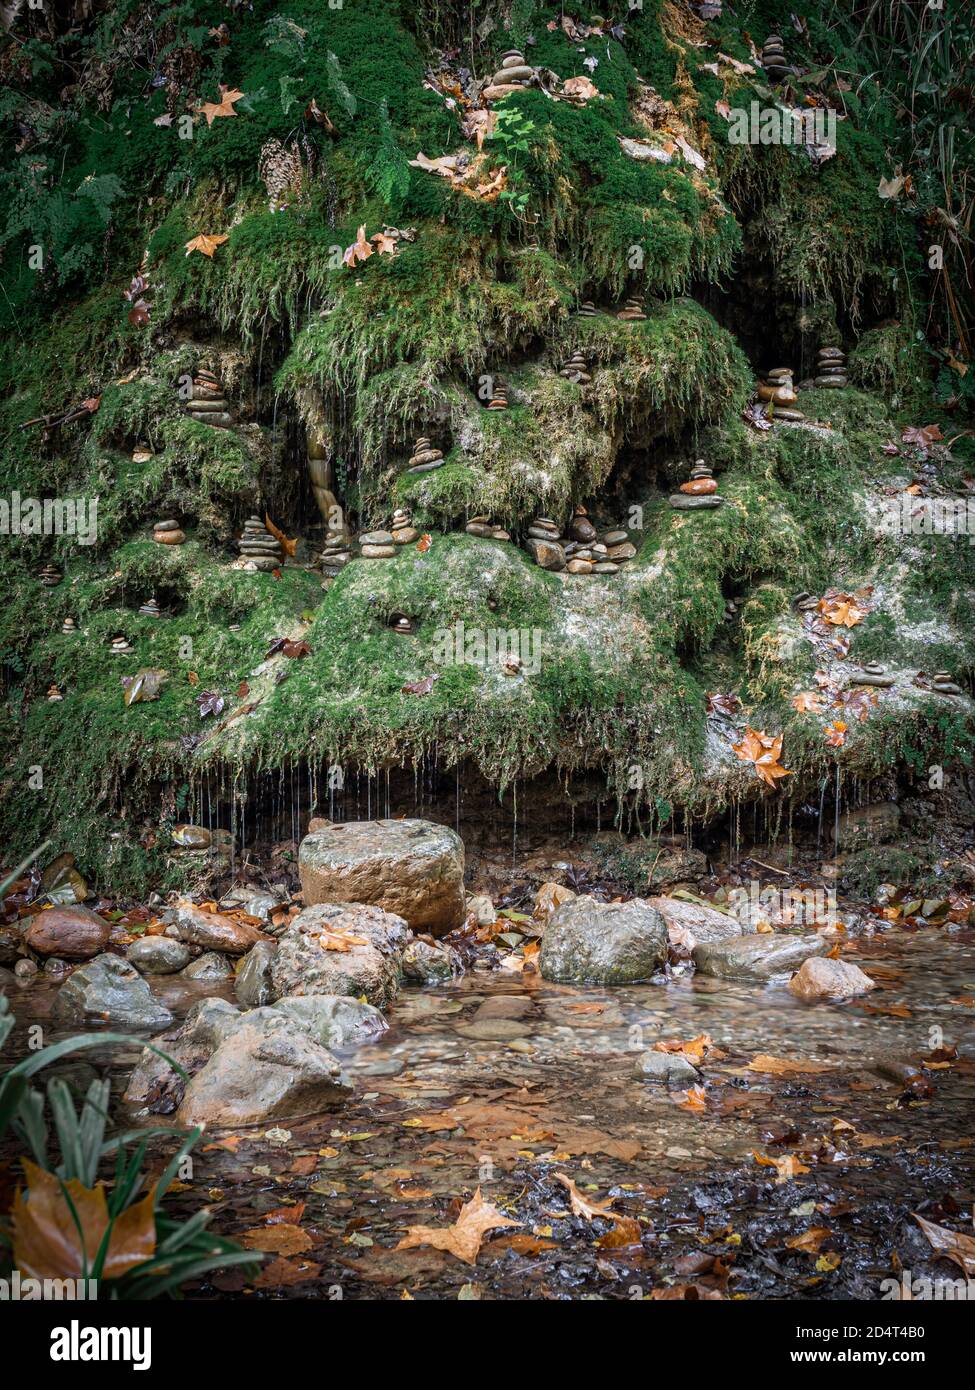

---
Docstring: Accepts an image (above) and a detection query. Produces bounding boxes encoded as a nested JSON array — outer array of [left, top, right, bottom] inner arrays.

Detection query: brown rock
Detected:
[[24, 905, 111, 960], [647, 895, 742, 952], [788, 956, 877, 1002], [167, 903, 272, 955]]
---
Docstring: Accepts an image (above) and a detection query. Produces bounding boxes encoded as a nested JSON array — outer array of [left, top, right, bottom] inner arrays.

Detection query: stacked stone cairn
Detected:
[[854, 661, 895, 689], [38, 563, 62, 587], [484, 49, 535, 102], [184, 368, 234, 429], [930, 669, 962, 697], [237, 516, 283, 572], [153, 519, 185, 545], [525, 515, 566, 571], [792, 591, 819, 614], [391, 507, 419, 545], [407, 435, 444, 474], [110, 633, 134, 656], [561, 350, 591, 385], [617, 296, 647, 322], [814, 345, 848, 388], [466, 515, 511, 541], [757, 367, 804, 420], [392, 615, 414, 635], [576, 300, 599, 319], [319, 527, 353, 581], [670, 461, 724, 511], [358, 527, 396, 559], [486, 378, 509, 410], [138, 597, 161, 618], [47, 684, 63, 702], [61, 616, 77, 635], [524, 508, 636, 575], [762, 34, 789, 81]]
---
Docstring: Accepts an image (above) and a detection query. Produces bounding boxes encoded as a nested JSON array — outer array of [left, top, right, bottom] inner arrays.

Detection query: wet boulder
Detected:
[[647, 896, 742, 952], [401, 936, 463, 984], [539, 896, 667, 984], [165, 903, 271, 955], [270, 903, 410, 1008], [54, 954, 173, 1031], [126, 936, 191, 975], [298, 818, 465, 936], [176, 1010, 352, 1127], [235, 940, 277, 1006], [271, 994, 387, 1048], [181, 951, 234, 979], [124, 998, 241, 1111], [24, 905, 111, 960], [692, 932, 828, 981], [634, 1050, 701, 1086], [788, 956, 877, 1002]]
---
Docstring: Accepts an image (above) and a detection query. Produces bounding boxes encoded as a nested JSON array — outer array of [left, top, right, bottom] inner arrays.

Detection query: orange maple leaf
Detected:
[[824, 719, 847, 747], [264, 514, 298, 558], [197, 86, 245, 127], [416, 533, 433, 553], [185, 233, 229, 259], [343, 224, 373, 267], [791, 690, 825, 714], [732, 727, 793, 789], [395, 1188, 520, 1265]]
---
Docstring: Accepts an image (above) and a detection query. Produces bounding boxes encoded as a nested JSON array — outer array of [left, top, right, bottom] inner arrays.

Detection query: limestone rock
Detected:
[[272, 994, 388, 1048], [692, 932, 828, 981], [788, 956, 877, 1002], [647, 895, 742, 952], [55, 954, 173, 1031], [166, 903, 272, 955], [24, 905, 111, 960], [402, 936, 463, 983], [634, 1050, 701, 1086], [540, 895, 667, 984], [181, 951, 234, 980], [298, 818, 465, 936], [270, 902, 410, 1008], [235, 940, 277, 1007], [126, 936, 191, 975]]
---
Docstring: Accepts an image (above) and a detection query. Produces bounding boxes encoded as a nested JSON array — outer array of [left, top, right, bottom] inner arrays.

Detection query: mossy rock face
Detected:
[[0, 1, 972, 890]]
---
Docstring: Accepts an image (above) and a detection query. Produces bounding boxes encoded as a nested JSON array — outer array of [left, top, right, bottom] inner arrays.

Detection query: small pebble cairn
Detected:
[[237, 515, 283, 572], [814, 345, 848, 389], [670, 461, 724, 511], [524, 508, 635, 575], [138, 596, 161, 618], [561, 350, 591, 385], [61, 616, 77, 635], [854, 661, 895, 689], [407, 435, 445, 474], [38, 563, 62, 587], [723, 596, 743, 623], [757, 368, 804, 420], [153, 519, 185, 545], [391, 507, 419, 545], [792, 591, 819, 613], [576, 300, 599, 319], [617, 296, 647, 322], [484, 49, 535, 102], [47, 684, 63, 702], [109, 633, 134, 656], [486, 378, 509, 410], [183, 368, 234, 429], [930, 669, 962, 697], [358, 528, 397, 559], [465, 515, 511, 541], [319, 530, 353, 580], [525, 515, 566, 571], [762, 34, 789, 81], [392, 615, 414, 635]]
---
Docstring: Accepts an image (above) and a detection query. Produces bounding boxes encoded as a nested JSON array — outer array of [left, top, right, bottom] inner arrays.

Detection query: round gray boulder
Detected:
[[539, 896, 668, 984]]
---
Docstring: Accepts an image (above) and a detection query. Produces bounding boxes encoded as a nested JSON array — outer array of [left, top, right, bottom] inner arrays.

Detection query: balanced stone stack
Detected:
[[61, 617, 77, 635], [930, 669, 962, 697], [153, 519, 185, 545], [465, 515, 510, 541], [358, 528, 396, 559], [854, 661, 895, 689], [576, 300, 599, 319], [391, 508, 419, 545], [670, 461, 724, 511], [393, 616, 414, 635], [561, 350, 591, 385], [792, 591, 819, 614], [815, 345, 848, 389], [525, 516, 566, 571], [407, 436, 444, 474], [110, 634, 134, 656], [307, 433, 337, 525], [319, 531, 353, 581], [757, 368, 803, 420], [487, 379, 509, 410], [617, 296, 647, 322], [237, 516, 283, 572], [762, 34, 789, 82], [184, 369, 234, 429], [484, 49, 535, 102], [138, 597, 161, 618], [47, 684, 63, 702], [38, 564, 62, 587]]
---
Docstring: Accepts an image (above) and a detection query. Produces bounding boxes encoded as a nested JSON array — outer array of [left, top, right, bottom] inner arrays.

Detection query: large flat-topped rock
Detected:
[[298, 818, 465, 936]]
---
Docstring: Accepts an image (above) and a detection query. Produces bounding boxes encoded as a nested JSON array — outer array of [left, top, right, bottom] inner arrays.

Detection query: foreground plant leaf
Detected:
[[13, 1160, 157, 1280], [394, 1188, 520, 1265]]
